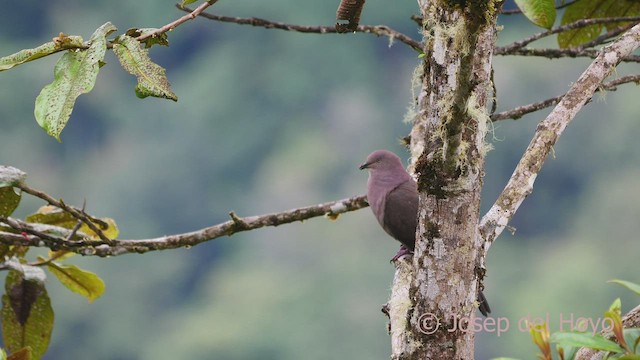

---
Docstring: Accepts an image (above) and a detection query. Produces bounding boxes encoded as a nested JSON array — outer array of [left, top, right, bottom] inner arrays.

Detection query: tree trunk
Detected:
[[388, 1, 501, 358]]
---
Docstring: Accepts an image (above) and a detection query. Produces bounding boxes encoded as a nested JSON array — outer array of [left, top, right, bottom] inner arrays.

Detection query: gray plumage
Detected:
[[360, 150, 490, 316], [359, 150, 418, 251]]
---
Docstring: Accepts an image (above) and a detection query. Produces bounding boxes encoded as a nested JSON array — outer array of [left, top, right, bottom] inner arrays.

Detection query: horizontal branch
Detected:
[[175, 4, 423, 53], [480, 23, 640, 253], [491, 74, 640, 121], [0, 194, 369, 257], [495, 46, 640, 62]]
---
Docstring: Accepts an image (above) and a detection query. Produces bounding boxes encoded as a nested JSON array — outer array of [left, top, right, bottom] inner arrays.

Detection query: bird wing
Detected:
[[382, 179, 419, 250]]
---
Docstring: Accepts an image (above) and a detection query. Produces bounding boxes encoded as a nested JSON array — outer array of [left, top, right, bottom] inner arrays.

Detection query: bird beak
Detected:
[[359, 162, 369, 170]]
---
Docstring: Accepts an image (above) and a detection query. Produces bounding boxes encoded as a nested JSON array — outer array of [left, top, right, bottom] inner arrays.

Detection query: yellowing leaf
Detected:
[[1, 271, 54, 360], [34, 22, 116, 140], [113, 35, 177, 101], [79, 217, 119, 240], [26, 206, 119, 240], [46, 262, 105, 303]]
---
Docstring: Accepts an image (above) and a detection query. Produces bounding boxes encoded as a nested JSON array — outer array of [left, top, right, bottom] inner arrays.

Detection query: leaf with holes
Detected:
[[47, 262, 105, 303], [34, 22, 116, 140], [113, 35, 177, 101]]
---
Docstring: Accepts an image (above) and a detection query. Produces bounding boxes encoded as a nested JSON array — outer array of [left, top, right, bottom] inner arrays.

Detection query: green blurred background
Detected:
[[1, 1, 639, 359]]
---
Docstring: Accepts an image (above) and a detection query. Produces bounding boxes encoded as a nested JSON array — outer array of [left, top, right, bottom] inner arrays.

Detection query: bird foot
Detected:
[[390, 245, 413, 262]]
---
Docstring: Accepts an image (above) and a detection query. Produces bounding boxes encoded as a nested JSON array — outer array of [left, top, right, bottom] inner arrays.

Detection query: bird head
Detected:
[[359, 150, 404, 172]]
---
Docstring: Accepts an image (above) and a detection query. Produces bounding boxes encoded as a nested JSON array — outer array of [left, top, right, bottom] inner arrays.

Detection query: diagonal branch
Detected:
[[16, 183, 112, 244], [479, 23, 640, 254], [491, 74, 640, 121], [175, 4, 423, 53], [0, 193, 369, 257], [137, 0, 220, 41]]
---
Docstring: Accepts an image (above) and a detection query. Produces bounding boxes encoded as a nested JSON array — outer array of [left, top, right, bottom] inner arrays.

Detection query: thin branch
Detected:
[[0, 217, 65, 245], [500, 1, 577, 15], [136, 0, 219, 42], [491, 74, 640, 121], [578, 22, 637, 49], [495, 46, 640, 62], [16, 183, 112, 244], [0, 194, 369, 257], [479, 23, 640, 255], [175, 4, 423, 53], [499, 17, 640, 53]]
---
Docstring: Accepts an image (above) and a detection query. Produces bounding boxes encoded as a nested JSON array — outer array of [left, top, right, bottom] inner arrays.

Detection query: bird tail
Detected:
[[478, 291, 491, 317]]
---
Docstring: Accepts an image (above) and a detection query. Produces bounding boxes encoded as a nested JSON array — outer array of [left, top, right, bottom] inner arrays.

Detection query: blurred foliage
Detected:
[[0, 0, 639, 359]]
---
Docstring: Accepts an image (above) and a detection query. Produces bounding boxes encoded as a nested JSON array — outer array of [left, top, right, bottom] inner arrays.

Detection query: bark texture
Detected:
[[389, 1, 501, 358]]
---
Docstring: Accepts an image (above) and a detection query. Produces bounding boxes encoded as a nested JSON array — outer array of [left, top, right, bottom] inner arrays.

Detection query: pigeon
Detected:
[[360, 149, 490, 316]]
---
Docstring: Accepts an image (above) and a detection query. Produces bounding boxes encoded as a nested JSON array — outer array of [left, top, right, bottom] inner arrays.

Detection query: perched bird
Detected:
[[360, 149, 491, 316]]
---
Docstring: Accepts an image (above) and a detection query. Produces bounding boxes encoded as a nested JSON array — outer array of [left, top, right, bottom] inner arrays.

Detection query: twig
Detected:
[[0, 217, 79, 247], [16, 183, 112, 244], [495, 46, 640, 62], [577, 22, 636, 50], [491, 74, 640, 121], [137, 0, 220, 42], [0, 194, 369, 257], [479, 23, 640, 255], [175, 4, 423, 53], [500, 1, 577, 15], [499, 17, 640, 53]]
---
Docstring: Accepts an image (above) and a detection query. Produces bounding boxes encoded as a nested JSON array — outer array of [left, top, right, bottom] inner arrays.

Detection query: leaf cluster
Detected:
[[0, 167, 110, 360], [496, 281, 640, 360], [0, 22, 176, 141]]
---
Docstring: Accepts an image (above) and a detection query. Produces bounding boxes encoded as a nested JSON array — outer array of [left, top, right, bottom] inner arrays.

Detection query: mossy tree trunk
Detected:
[[388, 1, 502, 358]]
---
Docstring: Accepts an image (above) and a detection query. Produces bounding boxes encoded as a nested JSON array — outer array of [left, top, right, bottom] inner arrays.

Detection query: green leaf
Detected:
[[624, 328, 640, 353], [113, 35, 177, 101], [617, 355, 640, 360], [550, 331, 624, 353], [181, 0, 199, 5], [46, 262, 105, 303], [0, 35, 84, 72], [34, 22, 117, 141], [0, 166, 26, 188], [1, 270, 54, 360], [609, 280, 640, 296], [0, 187, 20, 217], [514, 0, 556, 29], [556, 0, 640, 48]]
